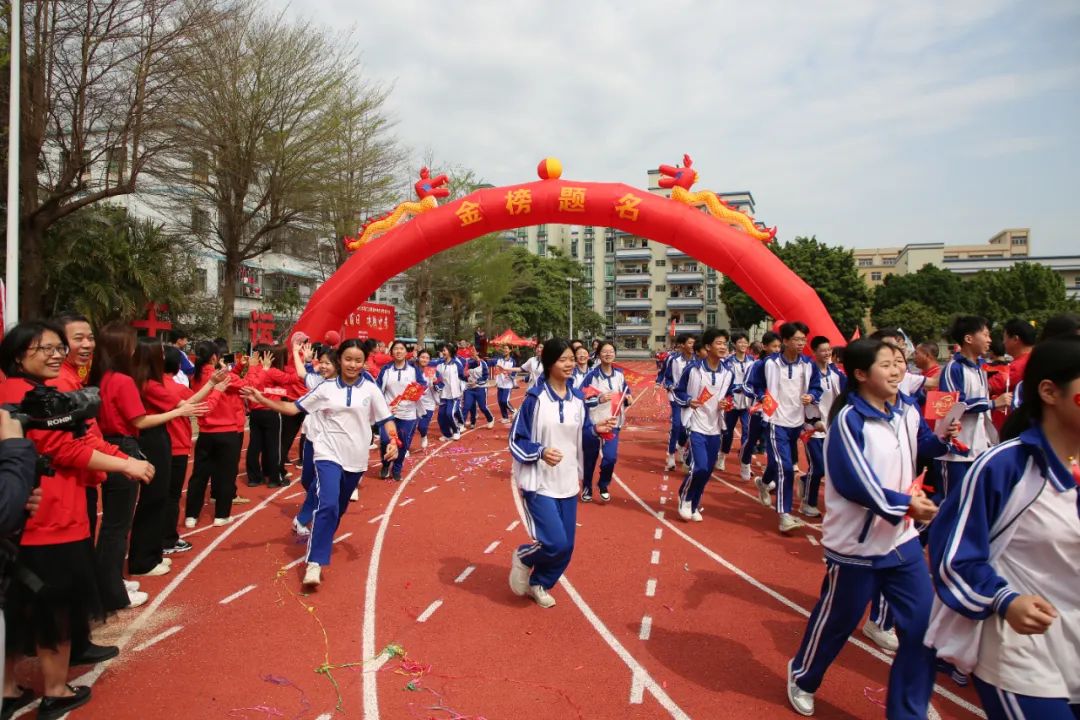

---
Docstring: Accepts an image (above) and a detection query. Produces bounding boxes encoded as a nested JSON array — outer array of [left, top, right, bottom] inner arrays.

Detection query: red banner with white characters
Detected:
[[341, 301, 396, 344]]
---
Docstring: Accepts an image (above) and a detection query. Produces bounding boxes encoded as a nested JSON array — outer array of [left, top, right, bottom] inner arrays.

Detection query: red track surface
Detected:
[[8, 363, 987, 719]]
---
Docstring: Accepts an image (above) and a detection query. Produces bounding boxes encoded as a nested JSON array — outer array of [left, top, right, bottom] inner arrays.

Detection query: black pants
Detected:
[[96, 435, 141, 612], [279, 410, 305, 473], [128, 425, 171, 574], [185, 431, 241, 521], [163, 454, 189, 548], [247, 409, 281, 486]]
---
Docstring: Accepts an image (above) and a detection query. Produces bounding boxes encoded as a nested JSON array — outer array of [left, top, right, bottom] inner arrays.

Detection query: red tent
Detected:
[[490, 328, 536, 347]]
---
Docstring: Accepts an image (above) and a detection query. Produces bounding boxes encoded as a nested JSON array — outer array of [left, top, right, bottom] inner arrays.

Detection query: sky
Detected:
[[273, 0, 1080, 255]]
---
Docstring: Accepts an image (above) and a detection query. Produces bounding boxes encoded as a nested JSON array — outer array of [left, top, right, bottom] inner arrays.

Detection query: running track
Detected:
[[9, 363, 987, 719]]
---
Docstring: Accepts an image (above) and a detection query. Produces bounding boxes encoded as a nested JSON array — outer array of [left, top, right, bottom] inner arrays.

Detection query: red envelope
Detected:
[[696, 387, 714, 406], [924, 390, 959, 422]]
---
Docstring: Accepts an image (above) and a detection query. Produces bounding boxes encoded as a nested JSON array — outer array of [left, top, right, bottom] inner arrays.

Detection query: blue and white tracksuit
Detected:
[[721, 354, 754, 455], [434, 356, 466, 438], [462, 359, 494, 425], [802, 363, 846, 509], [521, 356, 543, 388], [415, 366, 438, 441], [510, 381, 595, 590], [674, 359, 734, 513], [296, 370, 325, 527], [580, 365, 631, 494], [748, 353, 822, 515], [938, 353, 995, 500], [927, 425, 1079, 719], [495, 357, 517, 418], [662, 352, 694, 455], [791, 394, 949, 720], [376, 361, 427, 475]]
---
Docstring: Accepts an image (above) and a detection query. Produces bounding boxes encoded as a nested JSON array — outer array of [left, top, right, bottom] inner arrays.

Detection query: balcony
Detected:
[[667, 297, 704, 310], [615, 324, 652, 336], [615, 247, 652, 260], [666, 272, 703, 284], [615, 297, 652, 310], [615, 274, 651, 285], [675, 323, 704, 333], [667, 247, 690, 258]]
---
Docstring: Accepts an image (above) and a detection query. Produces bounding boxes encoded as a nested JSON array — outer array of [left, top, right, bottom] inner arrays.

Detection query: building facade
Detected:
[[854, 229, 1032, 287]]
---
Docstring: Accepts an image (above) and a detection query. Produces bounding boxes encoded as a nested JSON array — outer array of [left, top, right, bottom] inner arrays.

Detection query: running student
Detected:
[[291, 342, 336, 537], [721, 330, 753, 472], [674, 328, 735, 522], [376, 341, 426, 480], [749, 321, 822, 534], [927, 335, 1080, 720], [520, 342, 544, 388], [462, 353, 495, 429], [800, 336, 846, 518], [508, 339, 617, 608], [740, 331, 780, 481], [434, 343, 466, 441], [787, 339, 950, 719], [494, 344, 519, 423], [570, 345, 591, 389], [579, 341, 631, 503], [413, 349, 438, 449], [662, 334, 696, 471], [242, 339, 398, 587]]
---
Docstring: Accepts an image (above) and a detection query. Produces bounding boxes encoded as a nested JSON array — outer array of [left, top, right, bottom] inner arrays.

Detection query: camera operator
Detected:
[[0, 321, 154, 720], [0, 408, 39, 714]]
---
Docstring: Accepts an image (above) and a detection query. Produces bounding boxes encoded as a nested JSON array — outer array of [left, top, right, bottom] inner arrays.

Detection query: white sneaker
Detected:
[[599, 491, 610, 502], [787, 660, 815, 716], [184, 517, 196, 529], [349, 488, 359, 502], [768, 480, 777, 491], [862, 620, 899, 652], [799, 503, 821, 518], [126, 589, 150, 608], [369, 441, 378, 451], [527, 584, 556, 608], [754, 477, 772, 507], [664, 454, 676, 471], [124, 579, 141, 593], [740, 463, 751, 481], [486, 420, 494, 429], [441, 435, 451, 442], [500, 418, 511, 425], [303, 562, 322, 587], [779, 513, 801, 533], [292, 517, 310, 537], [509, 552, 531, 596], [691, 510, 703, 522], [452, 432, 461, 441], [677, 500, 693, 521], [717, 456, 726, 472], [421, 436, 429, 449], [134, 562, 170, 577], [212, 517, 231, 527], [160, 557, 172, 566]]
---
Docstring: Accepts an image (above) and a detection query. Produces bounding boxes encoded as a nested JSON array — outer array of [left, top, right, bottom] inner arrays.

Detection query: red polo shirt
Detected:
[[97, 371, 146, 437]]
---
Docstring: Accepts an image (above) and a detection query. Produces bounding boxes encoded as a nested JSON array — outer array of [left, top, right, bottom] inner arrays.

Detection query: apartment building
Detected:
[[854, 229, 1031, 287]]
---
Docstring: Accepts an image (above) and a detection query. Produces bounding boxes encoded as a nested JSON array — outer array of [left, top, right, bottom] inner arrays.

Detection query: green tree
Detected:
[[871, 264, 971, 323], [493, 247, 602, 340], [874, 300, 947, 344], [964, 262, 1080, 325], [42, 205, 199, 325], [720, 236, 870, 336]]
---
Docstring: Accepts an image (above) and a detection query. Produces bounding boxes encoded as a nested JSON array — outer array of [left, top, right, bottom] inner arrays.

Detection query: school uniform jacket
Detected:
[[673, 358, 735, 436], [433, 356, 466, 400], [661, 353, 693, 403], [747, 353, 823, 429], [509, 380, 595, 499], [580, 365, 633, 429], [724, 354, 756, 411], [376, 361, 428, 420], [940, 353, 996, 461]]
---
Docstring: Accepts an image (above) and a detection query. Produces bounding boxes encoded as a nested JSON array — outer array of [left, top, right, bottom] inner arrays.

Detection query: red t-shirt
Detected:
[[923, 364, 941, 380], [141, 378, 176, 413], [97, 371, 146, 437]]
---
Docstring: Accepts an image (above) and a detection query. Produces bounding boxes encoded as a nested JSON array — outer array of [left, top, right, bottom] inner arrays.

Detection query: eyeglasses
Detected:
[[29, 344, 70, 357]]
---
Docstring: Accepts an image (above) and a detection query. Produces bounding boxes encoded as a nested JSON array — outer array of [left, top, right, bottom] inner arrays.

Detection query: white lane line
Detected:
[[657, 511, 665, 521], [416, 599, 443, 623], [483, 540, 501, 554], [807, 535, 820, 546], [645, 579, 657, 597], [638, 615, 652, 640], [659, 496, 667, 505], [660, 484, 668, 491], [454, 566, 476, 584], [444, 475, 458, 483], [219, 584, 256, 605], [367, 514, 386, 524], [315, 714, 333, 720], [284, 491, 305, 499], [333, 532, 353, 544], [180, 508, 256, 538], [629, 669, 645, 704], [283, 556, 306, 571], [650, 550, 661, 565], [654, 528, 663, 541], [424, 485, 438, 493], [399, 498, 414, 506], [133, 625, 183, 653], [506, 520, 520, 532], [614, 472, 985, 719]]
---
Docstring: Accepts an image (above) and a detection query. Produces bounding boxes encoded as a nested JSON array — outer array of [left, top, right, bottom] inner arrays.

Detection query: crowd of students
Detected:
[[1, 310, 1076, 720]]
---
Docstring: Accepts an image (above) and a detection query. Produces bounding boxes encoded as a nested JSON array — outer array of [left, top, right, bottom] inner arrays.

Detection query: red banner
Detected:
[[342, 301, 396, 344]]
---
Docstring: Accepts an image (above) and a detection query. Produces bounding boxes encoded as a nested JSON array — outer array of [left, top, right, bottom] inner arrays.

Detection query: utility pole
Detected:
[[566, 277, 576, 339], [5, 0, 22, 327]]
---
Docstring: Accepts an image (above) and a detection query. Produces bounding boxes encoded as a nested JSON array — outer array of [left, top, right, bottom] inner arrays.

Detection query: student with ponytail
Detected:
[[413, 348, 438, 450], [579, 341, 632, 503], [434, 343, 466, 441], [787, 340, 951, 719], [927, 335, 1080, 720], [290, 341, 336, 536], [376, 340, 426, 481], [494, 344, 519, 423]]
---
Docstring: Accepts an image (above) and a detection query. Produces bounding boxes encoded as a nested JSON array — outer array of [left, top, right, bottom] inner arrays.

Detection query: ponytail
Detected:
[[828, 339, 888, 426]]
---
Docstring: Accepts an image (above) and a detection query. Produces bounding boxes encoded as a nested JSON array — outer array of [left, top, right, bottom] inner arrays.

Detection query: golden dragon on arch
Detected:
[[343, 167, 450, 252], [658, 154, 776, 243]]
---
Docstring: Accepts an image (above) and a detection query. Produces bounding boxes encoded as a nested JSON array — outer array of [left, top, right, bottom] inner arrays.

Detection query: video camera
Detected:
[[1, 385, 101, 438]]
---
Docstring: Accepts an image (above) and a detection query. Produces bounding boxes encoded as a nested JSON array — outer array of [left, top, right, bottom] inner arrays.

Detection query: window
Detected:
[[537, 241, 546, 257], [192, 150, 209, 182], [684, 313, 698, 323], [194, 268, 207, 293], [655, 335, 668, 343], [1012, 235, 1028, 245], [192, 207, 210, 237], [1073, 275, 1080, 287], [584, 239, 593, 258], [604, 262, 614, 278], [883, 257, 897, 266], [655, 285, 666, 292], [605, 238, 615, 253], [656, 259, 666, 267], [570, 240, 578, 257], [654, 310, 666, 317], [871, 272, 882, 281], [858, 258, 873, 267], [707, 312, 716, 325], [639, 238, 648, 248]]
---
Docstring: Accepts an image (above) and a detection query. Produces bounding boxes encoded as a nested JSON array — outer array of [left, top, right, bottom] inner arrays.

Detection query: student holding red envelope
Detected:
[[376, 341, 427, 481], [578, 341, 631, 503]]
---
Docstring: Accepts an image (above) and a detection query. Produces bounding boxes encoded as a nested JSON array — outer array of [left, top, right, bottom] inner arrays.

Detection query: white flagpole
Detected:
[[5, 0, 22, 327]]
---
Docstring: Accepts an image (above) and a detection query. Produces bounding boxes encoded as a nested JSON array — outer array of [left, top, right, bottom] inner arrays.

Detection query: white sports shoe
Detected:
[[349, 488, 359, 502], [717, 456, 726, 472], [740, 463, 751, 481], [664, 454, 676, 471], [527, 584, 556, 608], [799, 503, 821, 518], [421, 437, 429, 449], [691, 510, 703, 522], [134, 561, 170, 577], [779, 513, 801, 533], [509, 552, 531, 596], [212, 517, 231, 527], [292, 517, 310, 537], [787, 660, 815, 716], [862, 620, 899, 652], [126, 589, 150, 608], [754, 477, 772, 507], [486, 420, 494, 429], [183, 517, 196, 529], [452, 432, 461, 441], [123, 579, 141, 593], [677, 500, 693, 521], [303, 562, 322, 587]]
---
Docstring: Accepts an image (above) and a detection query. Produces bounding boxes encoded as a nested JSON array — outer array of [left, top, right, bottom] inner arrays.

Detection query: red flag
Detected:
[[669, 318, 676, 337], [850, 327, 861, 341], [581, 385, 602, 399], [761, 390, 778, 417], [610, 391, 625, 415], [923, 390, 959, 423], [389, 382, 425, 409], [423, 367, 437, 380], [695, 387, 714, 406]]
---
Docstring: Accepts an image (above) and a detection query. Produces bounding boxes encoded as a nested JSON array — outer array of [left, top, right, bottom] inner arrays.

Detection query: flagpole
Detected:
[[5, 0, 22, 327]]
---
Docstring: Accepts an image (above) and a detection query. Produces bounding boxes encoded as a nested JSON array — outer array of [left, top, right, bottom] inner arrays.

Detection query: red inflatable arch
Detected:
[[294, 177, 845, 346]]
